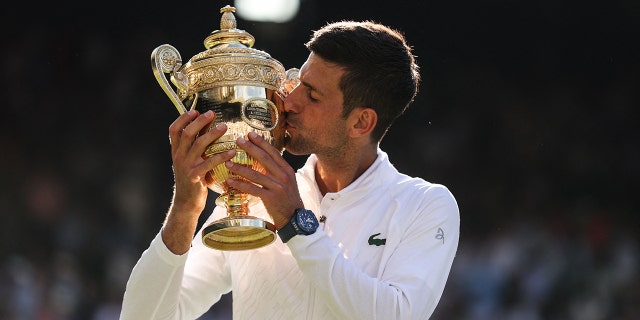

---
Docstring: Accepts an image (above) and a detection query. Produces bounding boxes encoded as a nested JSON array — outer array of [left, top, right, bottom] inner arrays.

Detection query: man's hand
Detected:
[[224, 132, 302, 230], [163, 110, 236, 254]]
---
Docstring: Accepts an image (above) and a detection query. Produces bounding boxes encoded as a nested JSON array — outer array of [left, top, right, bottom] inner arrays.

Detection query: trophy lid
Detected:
[[203, 5, 255, 49], [176, 5, 285, 97]]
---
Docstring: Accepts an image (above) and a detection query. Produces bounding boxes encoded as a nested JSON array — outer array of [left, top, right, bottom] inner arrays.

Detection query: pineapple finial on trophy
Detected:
[[203, 5, 255, 49], [219, 5, 236, 30]]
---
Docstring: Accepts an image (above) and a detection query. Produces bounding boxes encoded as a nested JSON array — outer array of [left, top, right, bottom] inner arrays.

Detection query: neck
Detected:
[[315, 144, 378, 195]]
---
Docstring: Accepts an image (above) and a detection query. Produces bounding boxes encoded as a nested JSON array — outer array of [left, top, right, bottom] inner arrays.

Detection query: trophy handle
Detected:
[[151, 44, 188, 114]]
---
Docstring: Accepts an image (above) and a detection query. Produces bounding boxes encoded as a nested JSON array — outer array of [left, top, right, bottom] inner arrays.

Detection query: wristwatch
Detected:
[[278, 208, 319, 243]]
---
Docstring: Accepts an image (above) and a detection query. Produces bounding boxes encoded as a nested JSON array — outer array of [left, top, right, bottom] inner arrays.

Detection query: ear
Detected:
[[348, 107, 377, 138]]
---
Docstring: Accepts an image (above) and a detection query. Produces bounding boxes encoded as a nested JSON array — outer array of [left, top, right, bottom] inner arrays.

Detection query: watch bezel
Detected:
[[295, 208, 318, 233]]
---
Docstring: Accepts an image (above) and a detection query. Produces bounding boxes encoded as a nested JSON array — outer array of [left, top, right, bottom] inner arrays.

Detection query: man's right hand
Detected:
[[162, 109, 236, 254]]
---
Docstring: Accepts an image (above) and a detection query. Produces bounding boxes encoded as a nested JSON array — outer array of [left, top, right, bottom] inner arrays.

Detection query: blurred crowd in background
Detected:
[[1, 1, 638, 319]]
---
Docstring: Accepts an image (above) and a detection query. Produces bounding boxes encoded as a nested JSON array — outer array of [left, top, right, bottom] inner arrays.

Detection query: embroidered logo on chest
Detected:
[[368, 233, 386, 246]]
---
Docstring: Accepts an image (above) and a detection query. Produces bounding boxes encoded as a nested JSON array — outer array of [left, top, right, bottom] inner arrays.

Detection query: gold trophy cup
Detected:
[[151, 5, 298, 250]]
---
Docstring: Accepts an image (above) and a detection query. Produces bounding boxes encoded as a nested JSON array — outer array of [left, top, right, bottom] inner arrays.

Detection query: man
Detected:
[[121, 20, 459, 319]]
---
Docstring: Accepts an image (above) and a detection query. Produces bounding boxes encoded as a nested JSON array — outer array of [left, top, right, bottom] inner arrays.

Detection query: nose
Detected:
[[283, 85, 301, 113]]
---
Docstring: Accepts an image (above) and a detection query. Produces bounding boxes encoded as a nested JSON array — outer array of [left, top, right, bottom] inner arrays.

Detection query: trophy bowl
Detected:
[[151, 5, 297, 250]]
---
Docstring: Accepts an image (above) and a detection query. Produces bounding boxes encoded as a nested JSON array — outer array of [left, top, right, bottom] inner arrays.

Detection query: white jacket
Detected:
[[121, 149, 460, 319]]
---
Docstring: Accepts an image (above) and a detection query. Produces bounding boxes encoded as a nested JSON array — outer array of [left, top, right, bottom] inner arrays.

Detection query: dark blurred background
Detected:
[[1, 0, 638, 319]]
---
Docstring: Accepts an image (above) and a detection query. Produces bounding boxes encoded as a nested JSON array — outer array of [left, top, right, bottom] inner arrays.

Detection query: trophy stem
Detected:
[[225, 190, 250, 216], [201, 191, 277, 250]]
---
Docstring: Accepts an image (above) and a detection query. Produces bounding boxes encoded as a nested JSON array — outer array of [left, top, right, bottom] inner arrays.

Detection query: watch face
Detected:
[[296, 210, 318, 233]]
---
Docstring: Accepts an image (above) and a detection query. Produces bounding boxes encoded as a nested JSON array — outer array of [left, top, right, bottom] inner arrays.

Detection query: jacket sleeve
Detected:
[[287, 184, 460, 319]]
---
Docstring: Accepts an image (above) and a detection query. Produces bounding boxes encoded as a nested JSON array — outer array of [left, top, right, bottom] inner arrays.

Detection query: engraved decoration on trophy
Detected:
[[151, 5, 299, 250]]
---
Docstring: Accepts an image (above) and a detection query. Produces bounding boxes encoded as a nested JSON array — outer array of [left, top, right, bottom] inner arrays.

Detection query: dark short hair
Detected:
[[305, 20, 420, 142]]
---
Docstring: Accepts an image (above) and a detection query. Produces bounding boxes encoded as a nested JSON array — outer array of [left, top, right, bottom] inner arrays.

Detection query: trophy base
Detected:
[[202, 216, 277, 250]]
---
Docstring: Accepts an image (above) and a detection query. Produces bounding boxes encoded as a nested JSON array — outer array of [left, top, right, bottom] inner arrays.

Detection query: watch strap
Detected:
[[278, 214, 298, 243]]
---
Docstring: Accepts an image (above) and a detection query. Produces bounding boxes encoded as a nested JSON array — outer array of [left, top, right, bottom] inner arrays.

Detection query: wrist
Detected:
[[275, 215, 293, 230], [162, 204, 201, 255], [170, 195, 205, 216], [161, 223, 195, 255]]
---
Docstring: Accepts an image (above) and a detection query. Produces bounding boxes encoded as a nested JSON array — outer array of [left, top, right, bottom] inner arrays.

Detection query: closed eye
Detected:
[[300, 81, 320, 103], [301, 85, 318, 103]]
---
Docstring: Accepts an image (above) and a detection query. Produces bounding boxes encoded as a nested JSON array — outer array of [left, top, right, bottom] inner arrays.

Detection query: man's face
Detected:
[[282, 53, 349, 157]]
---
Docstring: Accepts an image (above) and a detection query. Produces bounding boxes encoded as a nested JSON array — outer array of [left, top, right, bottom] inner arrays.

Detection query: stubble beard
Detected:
[[283, 130, 313, 156]]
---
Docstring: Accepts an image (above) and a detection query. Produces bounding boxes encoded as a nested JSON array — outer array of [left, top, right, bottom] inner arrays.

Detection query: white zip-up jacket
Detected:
[[121, 149, 460, 319]]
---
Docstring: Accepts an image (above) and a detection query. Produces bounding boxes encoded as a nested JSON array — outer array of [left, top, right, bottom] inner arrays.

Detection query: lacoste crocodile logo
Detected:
[[368, 233, 386, 246]]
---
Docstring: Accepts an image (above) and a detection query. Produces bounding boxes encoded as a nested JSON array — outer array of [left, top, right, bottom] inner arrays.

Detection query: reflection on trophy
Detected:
[[151, 5, 299, 250]]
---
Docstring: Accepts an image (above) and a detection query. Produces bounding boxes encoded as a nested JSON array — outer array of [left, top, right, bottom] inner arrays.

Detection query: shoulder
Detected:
[[384, 173, 459, 225], [378, 151, 455, 199], [397, 177, 457, 209]]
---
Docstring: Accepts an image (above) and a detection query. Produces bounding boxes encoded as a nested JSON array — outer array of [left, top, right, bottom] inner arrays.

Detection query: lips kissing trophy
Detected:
[[151, 5, 300, 250]]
